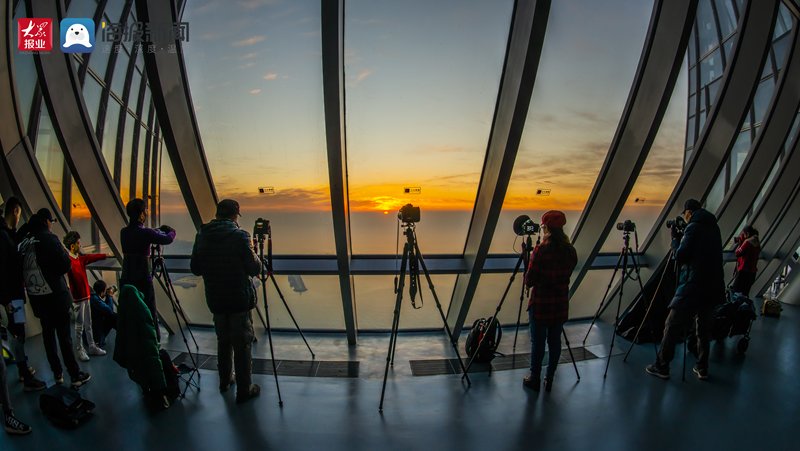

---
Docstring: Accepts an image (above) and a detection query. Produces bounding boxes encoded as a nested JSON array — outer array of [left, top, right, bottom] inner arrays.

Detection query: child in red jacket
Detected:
[[63, 232, 110, 361]]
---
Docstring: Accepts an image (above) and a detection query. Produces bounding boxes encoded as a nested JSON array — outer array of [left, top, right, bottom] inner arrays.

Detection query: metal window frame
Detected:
[[445, 0, 552, 338], [135, 0, 219, 229], [321, 0, 358, 344], [568, 0, 699, 303]]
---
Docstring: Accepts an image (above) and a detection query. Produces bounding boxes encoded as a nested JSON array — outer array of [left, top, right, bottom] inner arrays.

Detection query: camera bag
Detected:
[[465, 317, 502, 363], [39, 385, 95, 428]]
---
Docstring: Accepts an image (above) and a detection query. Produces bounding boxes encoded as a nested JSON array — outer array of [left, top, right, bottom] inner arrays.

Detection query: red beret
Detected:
[[541, 210, 567, 229]]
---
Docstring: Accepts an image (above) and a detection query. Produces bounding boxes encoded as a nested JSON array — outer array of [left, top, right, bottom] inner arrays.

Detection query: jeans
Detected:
[[213, 310, 255, 395], [528, 309, 563, 380], [41, 314, 81, 379], [656, 306, 712, 371]]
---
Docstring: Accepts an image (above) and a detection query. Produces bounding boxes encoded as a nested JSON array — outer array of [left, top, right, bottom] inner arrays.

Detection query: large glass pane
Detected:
[[600, 60, 688, 252], [119, 114, 136, 203], [354, 275, 455, 330], [491, 0, 653, 253], [345, 0, 513, 254], [706, 169, 726, 213], [34, 105, 65, 209], [67, 0, 98, 18], [464, 273, 530, 327], [135, 126, 146, 199], [158, 154, 196, 255], [729, 130, 752, 181], [100, 99, 121, 171], [110, 49, 130, 98], [176, 274, 345, 330], [182, 0, 334, 255], [699, 49, 723, 87], [70, 184, 93, 249], [715, 0, 738, 39], [82, 77, 103, 130], [697, 0, 719, 56]]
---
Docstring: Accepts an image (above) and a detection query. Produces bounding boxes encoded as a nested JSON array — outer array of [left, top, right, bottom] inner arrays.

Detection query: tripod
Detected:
[[151, 245, 201, 398], [379, 221, 471, 412], [461, 235, 580, 381], [257, 260, 315, 359], [622, 249, 675, 363], [581, 228, 645, 378], [253, 222, 284, 407]]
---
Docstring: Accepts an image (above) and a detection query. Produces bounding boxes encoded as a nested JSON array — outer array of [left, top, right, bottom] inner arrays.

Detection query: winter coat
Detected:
[[669, 208, 725, 310], [0, 222, 25, 306], [113, 285, 165, 391], [190, 219, 261, 315], [735, 236, 760, 274], [120, 222, 175, 284], [524, 239, 577, 326], [18, 228, 72, 322]]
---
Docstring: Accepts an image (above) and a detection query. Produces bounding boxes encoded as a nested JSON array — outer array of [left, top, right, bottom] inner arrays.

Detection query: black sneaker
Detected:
[[54, 374, 64, 385], [645, 364, 670, 380], [543, 377, 553, 392], [4, 412, 32, 435], [692, 366, 709, 380], [522, 375, 540, 391], [236, 384, 261, 404], [220, 373, 236, 393], [17, 366, 36, 383], [23, 376, 46, 392], [71, 372, 91, 389]]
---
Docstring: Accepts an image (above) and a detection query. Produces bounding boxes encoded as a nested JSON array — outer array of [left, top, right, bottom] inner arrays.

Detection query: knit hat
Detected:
[[541, 210, 567, 229]]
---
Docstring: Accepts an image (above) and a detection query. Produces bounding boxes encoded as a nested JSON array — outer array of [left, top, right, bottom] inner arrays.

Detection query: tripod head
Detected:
[[150, 244, 165, 277], [253, 218, 273, 278]]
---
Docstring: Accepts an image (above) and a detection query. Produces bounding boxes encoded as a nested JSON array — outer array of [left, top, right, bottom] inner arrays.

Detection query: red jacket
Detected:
[[67, 253, 107, 302], [735, 236, 760, 274], [525, 240, 577, 326]]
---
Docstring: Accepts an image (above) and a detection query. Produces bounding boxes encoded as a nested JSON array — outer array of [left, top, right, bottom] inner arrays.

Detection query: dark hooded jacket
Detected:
[[114, 285, 164, 391], [18, 221, 73, 322], [190, 219, 261, 315], [669, 208, 725, 310], [0, 221, 25, 306]]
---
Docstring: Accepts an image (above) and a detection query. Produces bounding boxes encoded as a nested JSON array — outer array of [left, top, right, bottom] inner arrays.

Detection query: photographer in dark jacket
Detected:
[[190, 199, 261, 403], [0, 198, 45, 391], [120, 198, 175, 341], [19, 209, 90, 388], [646, 199, 725, 381]]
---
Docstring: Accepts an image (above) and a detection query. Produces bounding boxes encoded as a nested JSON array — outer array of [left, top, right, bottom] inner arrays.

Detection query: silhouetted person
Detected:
[[190, 199, 262, 403], [646, 199, 725, 381], [733, 225, 760, 297]]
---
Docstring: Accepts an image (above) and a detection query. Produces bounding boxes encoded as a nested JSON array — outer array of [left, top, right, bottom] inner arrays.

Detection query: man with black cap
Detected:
[[190, 199, 262, 403], [646, 199, 725, 381], [0, 197, 46, 391], [120, 198, 176, 340], [18, 209, 90, 388]]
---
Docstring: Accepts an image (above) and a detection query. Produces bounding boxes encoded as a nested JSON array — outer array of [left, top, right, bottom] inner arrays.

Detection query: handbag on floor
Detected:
[[39, 385, 96, 428]]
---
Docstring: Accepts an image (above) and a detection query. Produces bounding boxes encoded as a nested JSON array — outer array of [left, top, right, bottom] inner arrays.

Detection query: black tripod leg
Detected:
[[253, 303, 268, 330], [379, 244, 408, 412], [261, 271, 283, 407], [623, 249, 668, 362], [413, 240, 473, 386], [268, 272, 315, 359], [461, 251, 526, 379], [562, 327, 580, 381], [604, 251, 628, 378], [583, 251, 625, 345], [512, 277, 527, 353]]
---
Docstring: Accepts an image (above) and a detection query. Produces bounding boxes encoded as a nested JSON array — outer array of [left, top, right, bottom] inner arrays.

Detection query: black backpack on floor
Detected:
[[465, 317, 502, 363], [39, 385, 95, 428]]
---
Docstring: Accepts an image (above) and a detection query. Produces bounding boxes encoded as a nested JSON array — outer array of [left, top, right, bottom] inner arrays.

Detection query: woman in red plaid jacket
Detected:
[[523, 210, 577, 392]]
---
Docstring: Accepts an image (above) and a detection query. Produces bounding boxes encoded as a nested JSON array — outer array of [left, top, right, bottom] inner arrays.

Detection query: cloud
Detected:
[[355, 68, 373, 84], [263, 72, 278, 80], [237, 0, 281, 9], [240, 52, 259, 60], [238, 62, 256, 69], [249, 88, 262, 95], [232, 35, 267, 47]]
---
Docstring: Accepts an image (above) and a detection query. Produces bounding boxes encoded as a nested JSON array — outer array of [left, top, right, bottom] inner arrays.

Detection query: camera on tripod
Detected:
[[398, 204, 420, 223], [665, 215, 687, 234], [616, 219, 636, 233], [513, 214, 540, 236], [253, 217, 271, 239]]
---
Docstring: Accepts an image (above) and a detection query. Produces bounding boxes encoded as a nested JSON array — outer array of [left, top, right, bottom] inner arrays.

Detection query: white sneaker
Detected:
[[88, 345, 107, 356], [76, 348, 90, 362]]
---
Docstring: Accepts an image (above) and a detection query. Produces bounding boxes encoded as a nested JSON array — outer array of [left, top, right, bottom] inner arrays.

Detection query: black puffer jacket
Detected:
[[0, 222, 25, 306], [190, 219, 261, 315], [19, 228, 72, 321], [669, 208, 725, 310]]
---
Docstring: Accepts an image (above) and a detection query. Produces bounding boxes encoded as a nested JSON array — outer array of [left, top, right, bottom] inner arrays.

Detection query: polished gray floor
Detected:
[[2, 300, 799, 451]]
